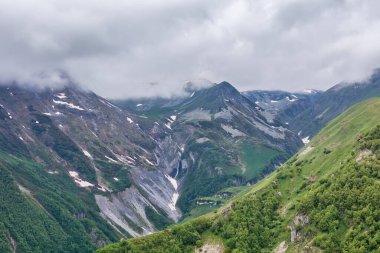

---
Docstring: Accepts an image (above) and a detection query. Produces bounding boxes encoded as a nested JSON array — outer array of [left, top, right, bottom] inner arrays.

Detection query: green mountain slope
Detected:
[[0, 151, 119, 253], [98, 98, 380, 253]]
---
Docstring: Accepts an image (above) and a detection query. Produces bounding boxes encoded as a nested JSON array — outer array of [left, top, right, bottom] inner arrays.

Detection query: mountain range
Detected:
[[0, 69, 379, 252], [100, 95, 380, 253]]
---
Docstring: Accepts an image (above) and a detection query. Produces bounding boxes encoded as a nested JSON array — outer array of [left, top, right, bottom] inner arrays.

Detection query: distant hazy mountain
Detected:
[[242, 69, 380, 142], [282, 69, 380, 138], [242, 89, 322, 127]]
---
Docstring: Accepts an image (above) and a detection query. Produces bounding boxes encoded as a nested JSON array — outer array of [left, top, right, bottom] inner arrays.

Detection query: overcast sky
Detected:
[[1, 0, 380, 98]]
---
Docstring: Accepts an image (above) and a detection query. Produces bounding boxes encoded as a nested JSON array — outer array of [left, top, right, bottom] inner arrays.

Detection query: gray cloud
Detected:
[[0, 0, 380, 98]]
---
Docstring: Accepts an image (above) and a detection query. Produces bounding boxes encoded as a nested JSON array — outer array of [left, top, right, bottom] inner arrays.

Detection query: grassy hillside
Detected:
[[0, 151, 119, 253], [98, 98, 380, 253]]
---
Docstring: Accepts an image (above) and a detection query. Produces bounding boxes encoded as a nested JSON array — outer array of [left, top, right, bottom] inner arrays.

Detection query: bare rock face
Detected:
[[195, 243, 224, 253], [273, 241, 288, 253], [356, 149, 373, 162], [290, 214, 309, 243], [7, 235, 17, 253], [221, 204, 234, 217]]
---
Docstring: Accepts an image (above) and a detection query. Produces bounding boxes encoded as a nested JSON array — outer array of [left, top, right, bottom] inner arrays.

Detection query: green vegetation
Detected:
[[138, 106, 180, 121], [145, 206, 174, 231], [177, 134, 242, 214], [95, 160, 132, 192], [240, 140, 283, 179], [98, 98, 380, 253], [177, 126, 285, 216], [297, 125, 380, 252], [182, 185, 251, 223], [31, 113, 96, 182], [0, 151, 119, 252]]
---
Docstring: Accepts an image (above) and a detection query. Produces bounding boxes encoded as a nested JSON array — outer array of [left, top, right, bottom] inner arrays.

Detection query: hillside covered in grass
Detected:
[[98, 98, 380, 253], [0, 151, 119, 253]]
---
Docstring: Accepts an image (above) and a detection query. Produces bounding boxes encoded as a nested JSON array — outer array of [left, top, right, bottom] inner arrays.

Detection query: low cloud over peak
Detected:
[[1, 0, 380, 98]]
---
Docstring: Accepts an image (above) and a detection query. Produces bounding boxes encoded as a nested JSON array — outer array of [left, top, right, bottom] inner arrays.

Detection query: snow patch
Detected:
[[127, 117, 134, 123], [168, 193, 179, 211], [69, 171, 94, 187], [97, 186, 107, 192], [164, 115, 177, 130], [55, 93, 67, 99], [105, 156, 119, 163], [165, 175, 178, 190], [82, 149, 92, 159], [53, 100, 84, 111], [302, 136, 310, 145], [165, 175, 179, 211], [286, 96, 297, 102]]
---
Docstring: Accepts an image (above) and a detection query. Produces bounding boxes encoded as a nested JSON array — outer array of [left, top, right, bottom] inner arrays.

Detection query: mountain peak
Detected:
[[211, 81, 240, 97], [215, 81, 235, 89]]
